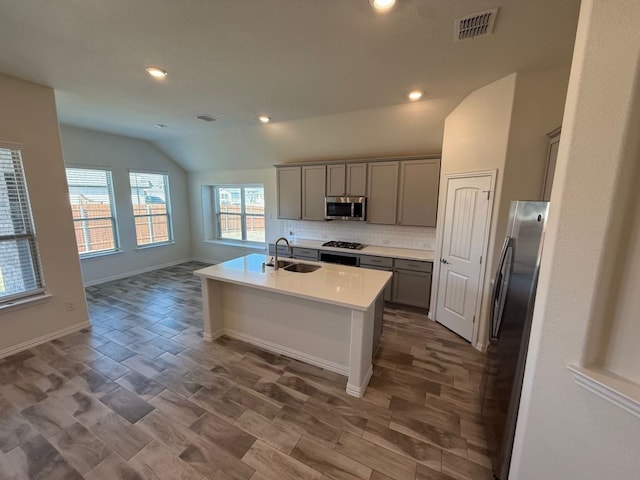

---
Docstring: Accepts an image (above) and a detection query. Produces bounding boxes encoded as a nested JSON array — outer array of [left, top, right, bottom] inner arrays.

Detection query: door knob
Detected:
[[441, 258, 449, 264]]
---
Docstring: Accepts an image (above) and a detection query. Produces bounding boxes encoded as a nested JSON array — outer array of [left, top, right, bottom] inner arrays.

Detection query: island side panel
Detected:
[[201, 278, 224, 342], [220, 283, 352, 375], [346, 302, 375, 397], [372, 293, 384, 356]]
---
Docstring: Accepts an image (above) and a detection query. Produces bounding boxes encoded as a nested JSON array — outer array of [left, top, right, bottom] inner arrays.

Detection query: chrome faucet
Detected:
[[274, 237, 292, 270]]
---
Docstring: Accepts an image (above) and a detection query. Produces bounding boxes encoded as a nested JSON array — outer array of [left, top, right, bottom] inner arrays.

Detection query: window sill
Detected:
[[203, 239, 266, 250], [135, 241, 175, 251], [80, 249, 123, 260], [0, 293, 52, 314], [568, 365, 640, 418]]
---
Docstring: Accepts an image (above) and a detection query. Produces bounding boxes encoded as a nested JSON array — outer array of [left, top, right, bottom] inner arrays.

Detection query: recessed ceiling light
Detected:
[[408, 90, 423, 101], [259, 115, 271, 124], [155, 123, 167, 129], [370, 0, 396, 11], [145, 66, 167, 79]]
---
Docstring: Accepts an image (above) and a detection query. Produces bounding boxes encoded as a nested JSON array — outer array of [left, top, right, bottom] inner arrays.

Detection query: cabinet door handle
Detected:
[[440, 258, 449, 264]]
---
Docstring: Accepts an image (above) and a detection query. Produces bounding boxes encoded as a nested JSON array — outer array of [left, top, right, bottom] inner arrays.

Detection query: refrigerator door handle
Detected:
[[490, 236, 513, 340]]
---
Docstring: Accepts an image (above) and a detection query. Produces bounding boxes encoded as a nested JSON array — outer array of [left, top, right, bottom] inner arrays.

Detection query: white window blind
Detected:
[[129, 171, 173, 246], [0, 147, 45, 303], [214, 185, 265, 243], [66, 168, 119, 256]]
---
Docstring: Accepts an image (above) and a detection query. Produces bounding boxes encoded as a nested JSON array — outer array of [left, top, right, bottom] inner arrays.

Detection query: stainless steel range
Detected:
[[321, 240, 365, 250]]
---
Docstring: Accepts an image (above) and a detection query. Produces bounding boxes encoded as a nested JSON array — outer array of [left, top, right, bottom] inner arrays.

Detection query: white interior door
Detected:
[[436, 174, 493, 341]]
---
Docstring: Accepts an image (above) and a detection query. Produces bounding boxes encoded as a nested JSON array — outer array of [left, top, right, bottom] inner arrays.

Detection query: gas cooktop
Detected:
[[321, 241, 365, 250]]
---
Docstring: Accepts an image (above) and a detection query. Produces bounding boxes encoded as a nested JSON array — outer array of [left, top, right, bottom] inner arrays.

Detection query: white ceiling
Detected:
[[0, 0, 580, 171]]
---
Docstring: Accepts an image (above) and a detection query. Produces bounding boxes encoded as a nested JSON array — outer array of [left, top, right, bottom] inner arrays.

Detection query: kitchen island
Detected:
[[194, 254, 391, 397]]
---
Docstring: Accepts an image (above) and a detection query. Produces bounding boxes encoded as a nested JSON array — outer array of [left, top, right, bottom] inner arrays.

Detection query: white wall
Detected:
[[60, 126, 192, 284], [603, 184, 640, 383], [511, 0, 640, 478], [0, 74, 89, 355], [158, 96, 462, 172], [434, 74, 516, 345], [434, 66, 570, 348], [189, 168, 279, 264]]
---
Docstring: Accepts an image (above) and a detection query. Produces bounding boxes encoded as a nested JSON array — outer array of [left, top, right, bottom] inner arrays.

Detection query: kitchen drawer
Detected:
[[359, 255, 393, 268], [292, 247, 319, 260], [268, 244, 293, 257], [394, 258, 432, 272]]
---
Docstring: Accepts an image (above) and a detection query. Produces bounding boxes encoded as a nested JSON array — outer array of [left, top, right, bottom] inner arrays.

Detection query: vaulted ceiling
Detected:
[[0, 0, 580, 170]]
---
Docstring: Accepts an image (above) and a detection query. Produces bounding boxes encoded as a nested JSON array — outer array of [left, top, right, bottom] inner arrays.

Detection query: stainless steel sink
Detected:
[[283, 263, 322, 273], [267, 260, 295, 269]]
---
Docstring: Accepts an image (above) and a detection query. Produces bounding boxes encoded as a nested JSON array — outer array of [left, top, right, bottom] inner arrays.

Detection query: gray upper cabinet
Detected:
[[326, 162, 367, 196], [397, 159, 440, 227], [542, 127, 561, 201], [277, 156, 439, 225], [367, 161, 399, 225], [277, 166, 301, 219], [302, 165, 326, 221], [346, 163, 367, 196], [326, 164, 346, 196]]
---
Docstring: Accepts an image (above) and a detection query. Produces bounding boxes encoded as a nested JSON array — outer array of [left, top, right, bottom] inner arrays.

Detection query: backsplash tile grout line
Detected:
[[284, 220, 436, 250]]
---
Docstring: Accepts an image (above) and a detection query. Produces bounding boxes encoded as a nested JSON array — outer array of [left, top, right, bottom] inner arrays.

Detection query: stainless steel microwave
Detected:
[[324, 196, 366, 221]]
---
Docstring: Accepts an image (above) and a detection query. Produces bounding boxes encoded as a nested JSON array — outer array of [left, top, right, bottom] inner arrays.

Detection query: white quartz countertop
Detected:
[[194, 254, 392, 311], [269, 238, 435, 262]]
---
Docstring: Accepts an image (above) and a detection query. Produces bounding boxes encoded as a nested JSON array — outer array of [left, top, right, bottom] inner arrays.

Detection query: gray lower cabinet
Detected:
[[360, 255, 393, 302], [302, 165, 326, 221], [292, 247, 319, 261], [397, 159, 440, 227], [392, 259, 433, 309], [367, 161, 399, 224], [277, 167, 301, 219]]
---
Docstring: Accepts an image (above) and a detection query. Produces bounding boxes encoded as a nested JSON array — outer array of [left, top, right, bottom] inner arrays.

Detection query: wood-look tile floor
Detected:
[[0, 261, 493, 480]]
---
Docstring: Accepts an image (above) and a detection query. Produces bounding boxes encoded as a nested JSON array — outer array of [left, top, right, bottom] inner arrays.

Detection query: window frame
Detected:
[[213, 184, 265, 244], [65, 165, 120, 259], [128, 170, 174, 248], [0, 143, 46, 305]]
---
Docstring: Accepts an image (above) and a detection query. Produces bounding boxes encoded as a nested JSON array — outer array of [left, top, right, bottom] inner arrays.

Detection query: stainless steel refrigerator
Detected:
[[482, 200, 549, 480]]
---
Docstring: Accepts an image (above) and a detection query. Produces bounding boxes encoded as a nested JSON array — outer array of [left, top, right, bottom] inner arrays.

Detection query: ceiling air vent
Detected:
[[195, 114, 217, 122], [454, 8, 498, 42]]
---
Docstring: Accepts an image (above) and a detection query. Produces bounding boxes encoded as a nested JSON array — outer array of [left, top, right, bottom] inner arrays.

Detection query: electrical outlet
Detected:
[[321, 233, 328, 239], [422, 241, 433, 249], [382, 239, 390, 246], [64, 299, 75, 312]]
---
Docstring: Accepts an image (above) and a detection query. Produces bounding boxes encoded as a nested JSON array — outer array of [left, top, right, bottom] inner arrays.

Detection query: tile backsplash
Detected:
[[284, 220, 436, 250]]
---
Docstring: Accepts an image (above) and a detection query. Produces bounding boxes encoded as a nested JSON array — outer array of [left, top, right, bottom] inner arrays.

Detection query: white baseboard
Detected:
[[221, 328, 349, 377], [474, 342, 487, 353], [83, 258, 195, 287], [202, 329, 224, 342], [346, 365, 373, 398], [192, 257, 218, 265], [0, 320, 91, 360]]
